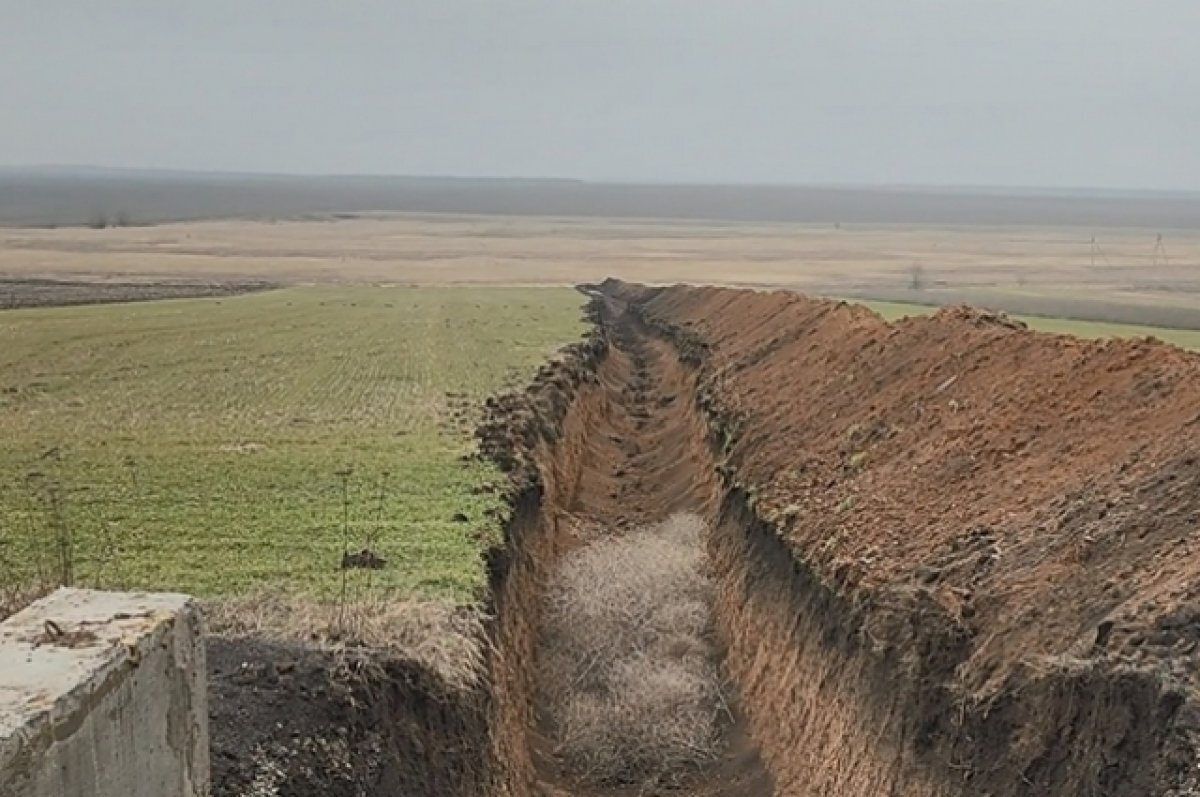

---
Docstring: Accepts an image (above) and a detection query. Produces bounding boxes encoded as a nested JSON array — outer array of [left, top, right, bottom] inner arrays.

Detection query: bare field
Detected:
[[3, 214, 1198, 328], [0, 276, 274, 310], [1, 214, 1197, 293]]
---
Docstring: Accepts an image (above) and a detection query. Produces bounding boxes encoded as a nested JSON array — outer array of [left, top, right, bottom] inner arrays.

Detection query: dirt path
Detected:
[[530, 298, 771, 796]]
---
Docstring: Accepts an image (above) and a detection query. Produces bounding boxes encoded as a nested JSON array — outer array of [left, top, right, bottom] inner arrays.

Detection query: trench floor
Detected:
[[532, 305, 773, 796]]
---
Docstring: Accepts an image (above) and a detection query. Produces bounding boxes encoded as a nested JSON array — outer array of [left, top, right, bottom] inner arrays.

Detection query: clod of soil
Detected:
[[341, 549, 387, 569]]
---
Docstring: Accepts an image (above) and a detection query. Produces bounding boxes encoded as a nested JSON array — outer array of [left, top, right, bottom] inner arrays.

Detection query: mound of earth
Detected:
[[207, 636, 493, 797], [600, 278, 1200, 796]]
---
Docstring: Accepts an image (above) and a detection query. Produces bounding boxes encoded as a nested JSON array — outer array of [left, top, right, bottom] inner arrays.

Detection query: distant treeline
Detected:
[[4, 167, 1200, 229]]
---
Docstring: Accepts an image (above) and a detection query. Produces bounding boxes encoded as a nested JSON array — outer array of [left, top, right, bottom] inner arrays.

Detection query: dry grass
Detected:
[[205, 589, 487, 691], [6, 215, 1200, 305], [538, 513, 726, 787], [0, 583, 50, 624]]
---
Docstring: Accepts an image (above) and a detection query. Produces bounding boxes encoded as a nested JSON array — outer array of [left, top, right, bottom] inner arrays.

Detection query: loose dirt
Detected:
[[604, 279, 1200, 796], [207, 635, 494, 797], [205, 279, 1200, 796]]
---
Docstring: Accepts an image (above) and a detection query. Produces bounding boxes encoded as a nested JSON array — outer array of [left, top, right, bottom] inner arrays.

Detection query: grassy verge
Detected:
[[0, 286, 584, 604], [857, 299, 1200, 351]]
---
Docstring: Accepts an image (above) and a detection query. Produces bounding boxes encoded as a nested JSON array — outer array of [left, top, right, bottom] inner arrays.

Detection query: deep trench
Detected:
[[490, 294, 964, 797], [532, 302, 772, 796], [207, 287, 1193, 796]]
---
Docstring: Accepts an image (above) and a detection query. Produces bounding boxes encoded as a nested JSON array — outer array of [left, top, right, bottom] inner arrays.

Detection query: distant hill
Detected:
[[3, 166, 1199, 229]]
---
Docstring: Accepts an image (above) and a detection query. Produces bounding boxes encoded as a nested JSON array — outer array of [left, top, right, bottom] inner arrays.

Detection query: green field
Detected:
[[0, 287, 585, 603], [859, 299, 1200, 350]]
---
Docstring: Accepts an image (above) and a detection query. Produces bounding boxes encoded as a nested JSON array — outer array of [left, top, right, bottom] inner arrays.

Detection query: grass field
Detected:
[[859, 299, 1200, 350], [0, 286, 585, 604]]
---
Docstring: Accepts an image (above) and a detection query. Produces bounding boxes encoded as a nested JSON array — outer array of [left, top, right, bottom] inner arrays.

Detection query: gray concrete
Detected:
[[0, 588, 208, 797]]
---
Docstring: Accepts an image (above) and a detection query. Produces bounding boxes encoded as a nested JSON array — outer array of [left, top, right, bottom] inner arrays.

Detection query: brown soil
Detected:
[[477, 292, 771, 797], [0, 277, 274, 310], [206, 278, 1200, 797], [604, 279, 1200, 796]]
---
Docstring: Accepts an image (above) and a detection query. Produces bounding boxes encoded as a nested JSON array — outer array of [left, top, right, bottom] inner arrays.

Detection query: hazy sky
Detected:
[[4, 1, 1199, 189]]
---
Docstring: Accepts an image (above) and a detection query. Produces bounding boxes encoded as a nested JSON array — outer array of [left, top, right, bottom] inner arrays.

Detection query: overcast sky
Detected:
[[3, 1, 1199, 189]]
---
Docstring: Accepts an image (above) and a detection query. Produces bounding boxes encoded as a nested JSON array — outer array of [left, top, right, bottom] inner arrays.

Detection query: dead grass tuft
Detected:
[[538, 512, 725, 786], [0, 584, 51, 624], [205, 589, 487, 691]]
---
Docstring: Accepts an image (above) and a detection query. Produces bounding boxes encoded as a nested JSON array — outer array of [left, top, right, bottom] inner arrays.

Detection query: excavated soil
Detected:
[[600, 279, 1200, 796], [209, 279, 1200, 796], [207, 635, 494, 797]]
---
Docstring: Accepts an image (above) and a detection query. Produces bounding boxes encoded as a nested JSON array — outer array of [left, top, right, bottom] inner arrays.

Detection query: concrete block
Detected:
[[0, 588, 208, 797]]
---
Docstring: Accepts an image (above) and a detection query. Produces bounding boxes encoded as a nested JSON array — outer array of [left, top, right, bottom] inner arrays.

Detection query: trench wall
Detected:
[[614, 278, 1200, 797], [477, 314, 614, 796]]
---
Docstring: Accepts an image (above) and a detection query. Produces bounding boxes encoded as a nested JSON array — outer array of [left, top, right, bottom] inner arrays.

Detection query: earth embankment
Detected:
[[604, 279, 1200, 795]]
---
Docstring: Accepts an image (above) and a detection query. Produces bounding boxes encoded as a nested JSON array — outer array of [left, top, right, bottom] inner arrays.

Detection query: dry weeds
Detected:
[[205, 589, 486, 691], [538, 513, 725, 786], [0, 584, 50, 624]]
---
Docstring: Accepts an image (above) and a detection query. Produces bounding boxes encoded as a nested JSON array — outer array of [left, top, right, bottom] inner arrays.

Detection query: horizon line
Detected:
[[4, 163, 1200, 199]]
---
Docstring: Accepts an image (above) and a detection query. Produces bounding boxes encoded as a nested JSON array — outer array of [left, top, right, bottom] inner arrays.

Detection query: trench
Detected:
[[207, 283, 1197, 796], [527, 300, 772, 796], [486, 291, 963, 797]]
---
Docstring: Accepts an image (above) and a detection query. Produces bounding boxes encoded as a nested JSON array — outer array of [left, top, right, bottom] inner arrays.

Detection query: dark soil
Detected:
[[208, 636, 375, 797], [0, 277, 274, 310], [207, 635, 494, 797]]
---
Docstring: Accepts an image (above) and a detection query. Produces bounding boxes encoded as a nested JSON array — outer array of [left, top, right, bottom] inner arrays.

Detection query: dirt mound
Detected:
[[208, 635, 494, 797], [605, 278, 1200, 796]]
